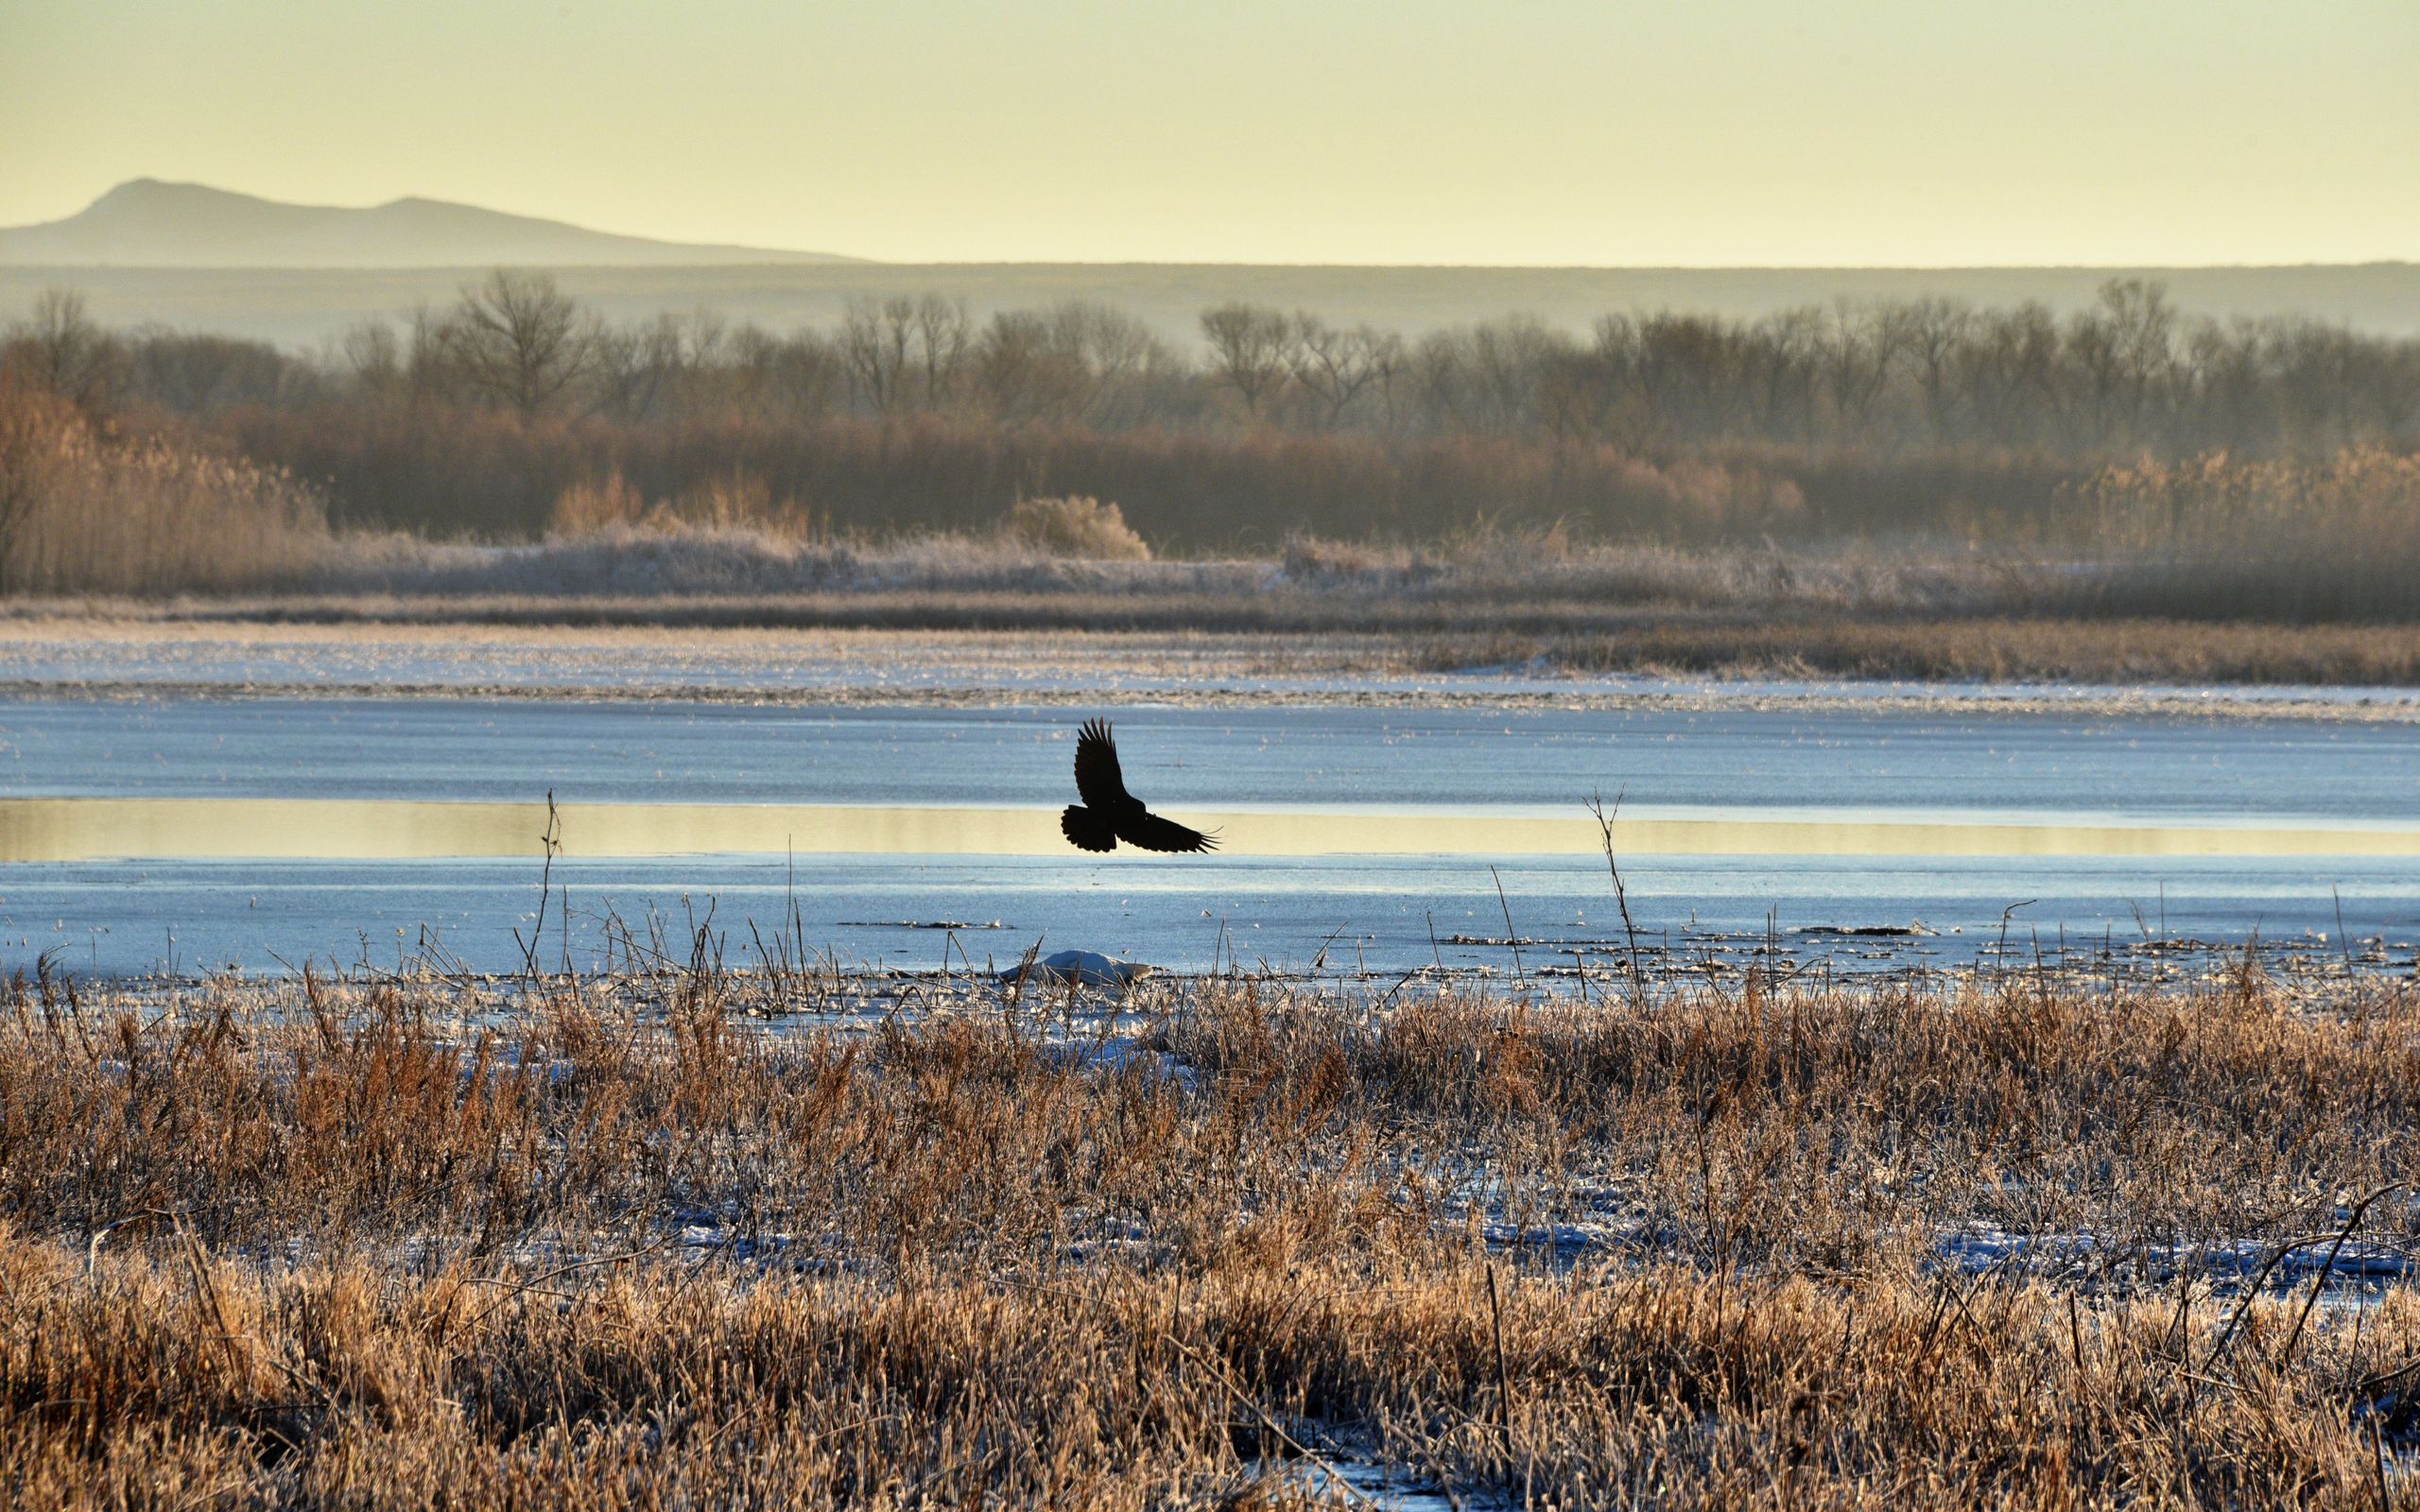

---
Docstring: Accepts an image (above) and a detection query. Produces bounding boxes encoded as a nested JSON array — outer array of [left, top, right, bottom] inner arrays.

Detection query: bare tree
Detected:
[[1054, 302, 1165, 425], [728, 325, 845, 423], [403, 306, 469, 406], [1288, 315, 1394, 429], [2274, 318, 2363, 452], [1533, 317, 1648, 447], [1538, 322, 1629, 446], [1199, 303, 1292, 418], [588, 315, 684, 421], [2360, 335, 2420, 446], [975, 301, 1184, 427], [1743, 308, 1822, 441], [1635, 313, 1749, 441], [340, 320, 404, 402], [1819, 300, 1901, 440], [129, 331, 295, 414], [6, 289, 126, 412], [841, 297, 913, 415], [1406, 319, 1562, 437], [440, 270, 599, 418], [2097, 279, 2179, 444], [1465, 319, 1558, 435], [1360, 324, 1409, 435], [2066, 308, 2127, 448], [665, 308, 731, 419], [1957, 301, 2063, 447], [973, 309, 1071, 423], [909, 295, 971, 411], [1901, 298, 1974, 442]]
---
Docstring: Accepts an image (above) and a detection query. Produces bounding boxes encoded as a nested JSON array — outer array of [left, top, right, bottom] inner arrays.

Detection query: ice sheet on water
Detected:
[[13, 690, 2420, 981], [1937, 1224, 2420, 1293]]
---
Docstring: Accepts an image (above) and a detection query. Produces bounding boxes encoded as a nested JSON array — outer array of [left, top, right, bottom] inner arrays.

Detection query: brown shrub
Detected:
[[998, 494, 1151, 559], [546, 470, 648, 536]]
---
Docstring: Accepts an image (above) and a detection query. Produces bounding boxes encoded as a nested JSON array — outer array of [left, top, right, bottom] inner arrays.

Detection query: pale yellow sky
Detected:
[[4, 0, 2415, 266]]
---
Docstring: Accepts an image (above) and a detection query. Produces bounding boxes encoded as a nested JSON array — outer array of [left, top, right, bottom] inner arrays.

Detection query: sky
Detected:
[[4, 0, 2415, 266]]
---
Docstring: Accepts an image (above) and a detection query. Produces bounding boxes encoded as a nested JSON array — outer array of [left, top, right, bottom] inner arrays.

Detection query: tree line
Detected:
[[9, 272, 2416, 459]]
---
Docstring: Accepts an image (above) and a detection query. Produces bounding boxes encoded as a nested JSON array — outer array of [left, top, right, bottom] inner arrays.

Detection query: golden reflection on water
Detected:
[[2, 798, 2417, 862]]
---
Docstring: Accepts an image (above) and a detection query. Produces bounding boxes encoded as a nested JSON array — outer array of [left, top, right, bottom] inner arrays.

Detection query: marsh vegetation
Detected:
[[0, 281, 2414, 665], [5, 954, 2420, 1505]]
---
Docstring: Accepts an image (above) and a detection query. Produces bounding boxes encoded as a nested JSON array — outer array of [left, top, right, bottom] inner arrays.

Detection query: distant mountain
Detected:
[[0, 180, 861, 268], [5, 184, 2411, 342]]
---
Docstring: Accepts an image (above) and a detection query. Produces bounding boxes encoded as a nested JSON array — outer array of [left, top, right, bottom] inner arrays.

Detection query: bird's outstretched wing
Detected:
[[1072, 719, 1130, 810], [1115, 809, 1219, 854], [1060, 804, 1118, 852]]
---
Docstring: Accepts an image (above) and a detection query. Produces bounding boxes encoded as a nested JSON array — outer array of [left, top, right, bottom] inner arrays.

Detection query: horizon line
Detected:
[[5, 257, 2417, 275]]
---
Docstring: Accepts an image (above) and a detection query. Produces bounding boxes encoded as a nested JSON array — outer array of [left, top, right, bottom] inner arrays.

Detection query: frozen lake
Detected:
[[3, 695, 2416, 978]]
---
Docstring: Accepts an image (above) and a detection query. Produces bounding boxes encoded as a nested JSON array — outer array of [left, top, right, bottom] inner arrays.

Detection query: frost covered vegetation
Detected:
[[0, 278, 2415, 623], [6, 958, 2420, 1506]]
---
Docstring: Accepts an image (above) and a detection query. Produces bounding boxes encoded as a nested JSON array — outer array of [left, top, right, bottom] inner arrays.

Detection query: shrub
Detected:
[[1280, 533, 1420, 585], [997, 494, 1151, 559], [548, 471, 648, 536]]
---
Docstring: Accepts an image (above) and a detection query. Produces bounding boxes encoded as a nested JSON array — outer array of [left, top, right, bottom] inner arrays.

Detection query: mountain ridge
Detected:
[[0, 180, 861, 268], [5, 182, 2414, 344]]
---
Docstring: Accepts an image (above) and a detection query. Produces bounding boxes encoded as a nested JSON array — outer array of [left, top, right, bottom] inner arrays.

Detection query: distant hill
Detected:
[[0, 183, 2411, 342], [0, 180, 859, 268]]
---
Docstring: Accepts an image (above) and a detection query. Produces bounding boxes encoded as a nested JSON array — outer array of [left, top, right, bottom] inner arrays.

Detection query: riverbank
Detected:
[[7, 610, 2420, 717]]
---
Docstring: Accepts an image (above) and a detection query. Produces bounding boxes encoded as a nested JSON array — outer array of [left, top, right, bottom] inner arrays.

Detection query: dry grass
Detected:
[[226, 406, 1817, 545], [5, 960, 2419, 1505], [262, 518, 2420, 683], [0, 381, 331, 595], [310, 529, 1958, 608], [1415, 616, 2420, 685], [93, 583, 2420, 686], [8, 347, 2416, 672], [2048, 450, 2420, 623], [164, 511, 2420, 673], [549, 468, 828, 541]]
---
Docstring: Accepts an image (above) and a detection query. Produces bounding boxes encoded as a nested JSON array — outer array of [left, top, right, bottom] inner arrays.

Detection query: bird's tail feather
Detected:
[[1060, 805, 1118, 853]]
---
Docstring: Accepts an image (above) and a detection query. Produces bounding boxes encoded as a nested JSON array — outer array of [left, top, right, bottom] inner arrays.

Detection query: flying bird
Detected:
[[1060, 719, 1218, 854]]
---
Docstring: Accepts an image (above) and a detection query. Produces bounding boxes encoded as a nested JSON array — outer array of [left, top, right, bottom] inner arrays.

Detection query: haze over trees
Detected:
[[21, 271, 2407, 457], [0, 271, 2414, 580]]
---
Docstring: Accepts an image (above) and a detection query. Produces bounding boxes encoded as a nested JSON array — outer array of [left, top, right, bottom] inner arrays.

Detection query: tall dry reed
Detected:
[[2051, 448, 2420, 620], [0, 381, 330, 594]]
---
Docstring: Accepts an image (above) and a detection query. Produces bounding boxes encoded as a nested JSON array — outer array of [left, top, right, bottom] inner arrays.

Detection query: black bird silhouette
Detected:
[[1060, 719, 1218, 853]]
